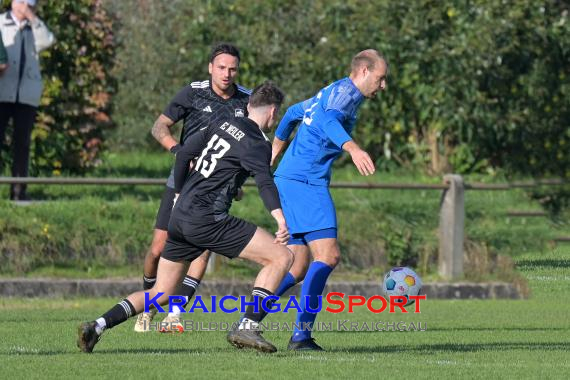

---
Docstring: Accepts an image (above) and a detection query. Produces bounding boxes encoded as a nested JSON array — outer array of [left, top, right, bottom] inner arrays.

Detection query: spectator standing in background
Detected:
[[0, 0, 55, 200]]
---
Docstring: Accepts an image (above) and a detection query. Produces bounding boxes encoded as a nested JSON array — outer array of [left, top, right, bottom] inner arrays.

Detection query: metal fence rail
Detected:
[[1, 176, 567, 190], [465, 178, 568, 190], [0, 176, 449, 189]]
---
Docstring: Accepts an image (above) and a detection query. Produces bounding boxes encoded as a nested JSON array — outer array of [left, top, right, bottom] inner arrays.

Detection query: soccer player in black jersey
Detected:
[[135, 43, 251, 332], [78, 82, 293, 354]]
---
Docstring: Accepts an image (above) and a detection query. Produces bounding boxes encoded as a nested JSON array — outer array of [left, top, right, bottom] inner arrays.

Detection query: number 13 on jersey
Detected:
[[195, 134, 231, 178]]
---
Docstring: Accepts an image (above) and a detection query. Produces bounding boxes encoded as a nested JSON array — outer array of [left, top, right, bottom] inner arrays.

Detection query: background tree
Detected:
[[107, 0, 568, 178]]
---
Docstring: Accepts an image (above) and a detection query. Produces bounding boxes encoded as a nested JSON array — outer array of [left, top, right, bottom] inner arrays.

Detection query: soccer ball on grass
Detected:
[[382, 267, 422, 306]]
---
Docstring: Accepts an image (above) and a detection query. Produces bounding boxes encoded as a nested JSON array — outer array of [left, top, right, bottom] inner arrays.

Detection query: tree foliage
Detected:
[[108, 0, 568, 178]]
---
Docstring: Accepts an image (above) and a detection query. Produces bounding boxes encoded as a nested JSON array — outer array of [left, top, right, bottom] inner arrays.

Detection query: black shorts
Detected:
[[154, 186, 177, 230], [162, 215, 257, 262]]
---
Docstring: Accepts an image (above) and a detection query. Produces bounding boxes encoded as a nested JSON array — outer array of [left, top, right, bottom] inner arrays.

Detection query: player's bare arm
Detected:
[[151, 114, 178, 151], [272, 100, 309, 165], [271, 137, 287, 166], [342, 140, 375, 176]]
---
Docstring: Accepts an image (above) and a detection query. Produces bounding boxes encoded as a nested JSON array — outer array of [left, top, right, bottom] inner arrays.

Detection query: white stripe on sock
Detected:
[[252, 290, 269, 298], [119, 301, 133, 317]]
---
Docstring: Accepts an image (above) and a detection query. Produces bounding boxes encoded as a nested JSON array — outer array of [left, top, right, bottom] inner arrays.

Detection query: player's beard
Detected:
[[213, 79, 231, 93]]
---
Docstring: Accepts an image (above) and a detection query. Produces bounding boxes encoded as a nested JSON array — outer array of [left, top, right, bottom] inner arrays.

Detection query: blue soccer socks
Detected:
[[292, 261, 333, 342], [275, 272, 297, 296]]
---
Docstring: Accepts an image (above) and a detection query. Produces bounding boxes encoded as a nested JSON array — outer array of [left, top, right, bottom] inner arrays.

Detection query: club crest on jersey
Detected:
[[235, 109, 245, 117]]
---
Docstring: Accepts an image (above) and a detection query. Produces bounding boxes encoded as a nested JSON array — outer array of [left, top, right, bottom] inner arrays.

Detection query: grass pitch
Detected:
[[1, 247, 569, 379]]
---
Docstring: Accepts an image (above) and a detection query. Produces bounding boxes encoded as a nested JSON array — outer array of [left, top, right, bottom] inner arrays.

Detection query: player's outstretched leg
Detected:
[[227, 227, 293, 353], [288, 236, 339, 351], [78, 257, 188, 352], [159, 251, 209, 333]]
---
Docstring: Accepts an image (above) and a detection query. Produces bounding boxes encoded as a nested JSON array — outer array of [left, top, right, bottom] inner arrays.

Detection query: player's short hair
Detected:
[[249, 81, 285, 108], [351, 49, 388, 73], [209, 43, 241, 63]]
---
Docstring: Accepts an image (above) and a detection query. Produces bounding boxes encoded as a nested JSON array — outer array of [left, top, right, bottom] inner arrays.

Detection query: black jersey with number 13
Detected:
[[172, 117, 281, 223]]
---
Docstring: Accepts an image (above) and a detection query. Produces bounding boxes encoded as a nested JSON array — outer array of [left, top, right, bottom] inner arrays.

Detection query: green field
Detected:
[[1, 246, 569, 379]]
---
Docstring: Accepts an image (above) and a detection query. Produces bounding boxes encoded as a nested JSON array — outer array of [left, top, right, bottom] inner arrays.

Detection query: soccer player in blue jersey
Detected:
[[271, 49, 388, 351]]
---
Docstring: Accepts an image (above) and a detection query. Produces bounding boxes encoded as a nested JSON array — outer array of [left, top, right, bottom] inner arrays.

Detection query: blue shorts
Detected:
[[274, 176, 337, 236], [289, 228, 337, 246]]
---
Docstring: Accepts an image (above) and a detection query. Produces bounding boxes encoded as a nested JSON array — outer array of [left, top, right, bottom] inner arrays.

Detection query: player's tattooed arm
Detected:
[[151, 114, 179, 152]]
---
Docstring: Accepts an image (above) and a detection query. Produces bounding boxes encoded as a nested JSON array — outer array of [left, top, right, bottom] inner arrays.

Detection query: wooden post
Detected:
[[439, 174, 465, 279]]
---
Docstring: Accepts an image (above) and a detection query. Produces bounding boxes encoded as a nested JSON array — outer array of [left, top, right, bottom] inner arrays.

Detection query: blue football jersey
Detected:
[[274, 77, 364, 186]]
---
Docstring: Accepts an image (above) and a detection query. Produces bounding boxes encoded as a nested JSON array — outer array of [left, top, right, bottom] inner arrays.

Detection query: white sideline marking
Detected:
[[527, 275, 570, 281], [9, 345, 40, 354]]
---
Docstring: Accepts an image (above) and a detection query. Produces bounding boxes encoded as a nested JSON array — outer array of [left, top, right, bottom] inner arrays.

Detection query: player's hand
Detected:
[[350, 148, 375, 176], [274, 221, 290, 245], [234, 188, 244, 201], [0, 64, 7, 76]]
